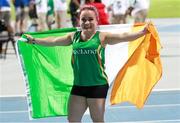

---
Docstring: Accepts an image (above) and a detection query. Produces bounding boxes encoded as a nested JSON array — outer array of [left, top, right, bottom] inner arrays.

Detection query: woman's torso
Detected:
[[72, 31, 108, 86]]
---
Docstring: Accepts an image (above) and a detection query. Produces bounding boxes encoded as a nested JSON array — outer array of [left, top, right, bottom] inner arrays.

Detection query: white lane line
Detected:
[[4, 121, 180, 123], [0, 110, 28, 114], [108, 104, 180, 109], [153, 88, 180, 92], [116, 119, 180, 123], [1, 104, 180, 114], [0, 95, 26, 98]]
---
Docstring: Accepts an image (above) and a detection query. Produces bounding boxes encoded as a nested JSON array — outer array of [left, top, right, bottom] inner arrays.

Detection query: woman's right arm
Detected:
[[25, 33, 74, 46]]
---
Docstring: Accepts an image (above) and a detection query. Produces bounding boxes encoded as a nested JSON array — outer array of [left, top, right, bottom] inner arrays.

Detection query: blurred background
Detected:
[[0, 0, 180, 122]]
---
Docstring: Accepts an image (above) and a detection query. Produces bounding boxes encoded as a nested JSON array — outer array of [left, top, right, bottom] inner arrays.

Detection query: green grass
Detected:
[[148, 0, 180, 18], [10, 0, 180, 20]]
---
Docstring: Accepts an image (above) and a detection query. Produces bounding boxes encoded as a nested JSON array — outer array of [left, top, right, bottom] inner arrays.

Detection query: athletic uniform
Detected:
[[130, 0, 150, 17], [71, 31, 109, 98], [35, 0, 48, 31], [0, 0, 11, 24], [111, 0, 129, 15], [0, 0, 11, 54], [53, 0, 67, 28], [109, 0, 129, 24], [53, 0, 67, 11]]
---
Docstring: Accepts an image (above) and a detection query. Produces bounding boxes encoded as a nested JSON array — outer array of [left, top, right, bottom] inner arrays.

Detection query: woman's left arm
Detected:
[[103, 26, 149, 45]]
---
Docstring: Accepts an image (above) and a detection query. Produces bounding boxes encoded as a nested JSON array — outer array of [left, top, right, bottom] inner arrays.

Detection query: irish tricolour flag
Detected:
[[17, 23, 162, 118]]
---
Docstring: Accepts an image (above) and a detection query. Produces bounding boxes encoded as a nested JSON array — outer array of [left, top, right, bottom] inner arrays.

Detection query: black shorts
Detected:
[[71, 84, 109, 98]]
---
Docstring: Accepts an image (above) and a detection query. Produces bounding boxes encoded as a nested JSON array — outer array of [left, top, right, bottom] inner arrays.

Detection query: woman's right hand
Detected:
[[24, 34, 35, 44]]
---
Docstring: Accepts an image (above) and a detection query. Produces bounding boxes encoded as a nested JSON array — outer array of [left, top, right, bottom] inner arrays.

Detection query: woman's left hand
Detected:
[[142, 22, 151, 35]]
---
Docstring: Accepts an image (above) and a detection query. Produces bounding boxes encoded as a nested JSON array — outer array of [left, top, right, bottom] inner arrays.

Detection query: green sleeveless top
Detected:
[[72, 31, 108, 86]]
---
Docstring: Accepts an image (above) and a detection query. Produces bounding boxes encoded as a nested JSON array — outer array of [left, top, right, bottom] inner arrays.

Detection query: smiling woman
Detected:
[[24, 5, 149, 122]]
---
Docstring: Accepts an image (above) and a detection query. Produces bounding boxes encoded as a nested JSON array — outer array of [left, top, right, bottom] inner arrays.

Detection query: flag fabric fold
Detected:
[[17, 23, 162, 118], [107, 23, 162, 108]]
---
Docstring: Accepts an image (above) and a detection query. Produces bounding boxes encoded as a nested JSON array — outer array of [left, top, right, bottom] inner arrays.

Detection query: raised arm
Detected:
[[25, 33, 74, 46], [102, 26, 149, 45]]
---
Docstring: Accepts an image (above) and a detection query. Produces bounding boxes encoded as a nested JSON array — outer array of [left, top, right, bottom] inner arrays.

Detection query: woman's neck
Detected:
[[81, 30, 96, 41]]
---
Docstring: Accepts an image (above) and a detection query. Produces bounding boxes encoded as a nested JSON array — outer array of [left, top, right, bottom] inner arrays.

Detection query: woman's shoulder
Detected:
[[99, 31, 109, 47], [70, 31, 81, 42], [99, 31, 110, 37], [71, 31, 81, 37]]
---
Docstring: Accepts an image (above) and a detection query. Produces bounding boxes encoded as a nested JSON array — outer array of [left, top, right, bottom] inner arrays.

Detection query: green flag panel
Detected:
[[17, 28, 77, 118]]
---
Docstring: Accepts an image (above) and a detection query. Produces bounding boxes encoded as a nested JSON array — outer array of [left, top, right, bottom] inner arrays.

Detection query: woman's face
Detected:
[[79, 10, 98, 33]]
